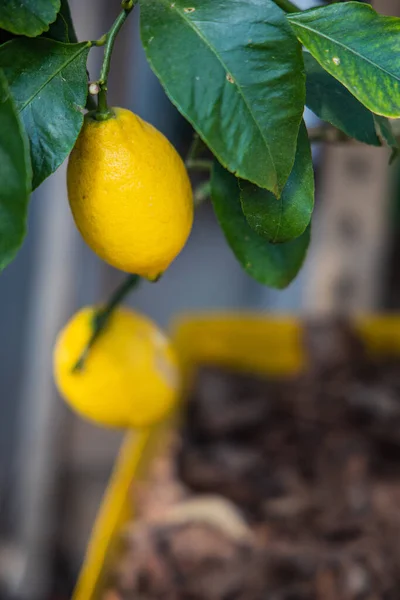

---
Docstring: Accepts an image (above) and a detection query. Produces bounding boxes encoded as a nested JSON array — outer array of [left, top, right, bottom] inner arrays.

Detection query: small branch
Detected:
[[273, 0, 300, 13], [194, 180, 211, 207], [94, 0, 137, 120], [99, 3, 134, 84], [72, 274, 141, 372], [185, 131, 212, 172], [186, 159, 213, 172], [186, 133, 207, 162]]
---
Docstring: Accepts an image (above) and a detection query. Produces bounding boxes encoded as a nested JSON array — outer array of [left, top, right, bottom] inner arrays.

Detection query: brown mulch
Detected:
[[103, 320, 400, 599]]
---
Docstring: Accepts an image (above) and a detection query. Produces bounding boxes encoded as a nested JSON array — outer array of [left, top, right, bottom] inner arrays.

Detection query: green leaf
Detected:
[[0, 69, 31, 271], [0, 0, 76, 45], [0, 38, 90, 189], [374, 115, 399, 164], [288, 3, 400, 118], [0, 0, 60, 37], [0, 30, 14, 45], [0, 1, 77, 44], [211, 162, 311, 289], [304, 52, 380, 146], [47, 0, 78, 43], [240, 121, 314, 244], [140, 0, 305, 197]]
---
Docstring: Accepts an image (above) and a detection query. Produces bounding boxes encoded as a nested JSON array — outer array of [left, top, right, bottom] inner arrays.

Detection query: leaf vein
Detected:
[[291, 21, 400, 83], [162, 0, 277, 181], [19, 43, 89, 113]]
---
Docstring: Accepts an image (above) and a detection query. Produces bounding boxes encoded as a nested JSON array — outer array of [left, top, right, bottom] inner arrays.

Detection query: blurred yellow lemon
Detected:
[[53, 307, 180, 428], [67, 108, 193, 280]]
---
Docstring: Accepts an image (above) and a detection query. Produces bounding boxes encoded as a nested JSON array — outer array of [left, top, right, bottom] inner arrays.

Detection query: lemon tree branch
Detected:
[[185, 133, 212, 172], [96, 0, 137, 120], [186, 133, 205, 162], [73, 274, 141, 372], [186, 159, 212, 172]]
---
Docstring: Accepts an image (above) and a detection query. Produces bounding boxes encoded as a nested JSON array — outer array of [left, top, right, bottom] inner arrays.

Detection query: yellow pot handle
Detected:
[[73, 425, 164, 600]]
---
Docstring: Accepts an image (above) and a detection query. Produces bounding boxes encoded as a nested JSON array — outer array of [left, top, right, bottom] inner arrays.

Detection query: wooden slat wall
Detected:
[[303, 0, 399, 315], [304, 143, 392, 313]]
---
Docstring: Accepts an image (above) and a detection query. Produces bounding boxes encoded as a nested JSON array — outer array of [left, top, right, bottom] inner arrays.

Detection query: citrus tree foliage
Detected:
[[0, 0, 398, 286]]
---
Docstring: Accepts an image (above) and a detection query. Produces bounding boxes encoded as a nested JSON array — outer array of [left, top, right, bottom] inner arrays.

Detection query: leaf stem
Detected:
[[72, 274, 141, 372], [308, 125, 350, 143], [94, 0, 137, 120], [194, 180, 211, 207], [186, 133, 207, 162], [186, 159, 213, 172], [273, 0, 300, 13]]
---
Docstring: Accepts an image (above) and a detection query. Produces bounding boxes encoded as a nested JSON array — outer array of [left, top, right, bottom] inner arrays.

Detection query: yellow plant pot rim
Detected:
[[74, 312, 400, 600]]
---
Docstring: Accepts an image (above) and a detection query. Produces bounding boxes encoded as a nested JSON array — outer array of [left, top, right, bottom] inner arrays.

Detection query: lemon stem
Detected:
[[272, 0, 300, 13], [72, 274, 141, 372], [95, 0, 137, 121]]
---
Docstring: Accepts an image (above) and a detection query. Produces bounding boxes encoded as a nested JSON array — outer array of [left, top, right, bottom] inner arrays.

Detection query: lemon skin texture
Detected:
[[53, 307, 181, 429], [67, 108, 193, 280]]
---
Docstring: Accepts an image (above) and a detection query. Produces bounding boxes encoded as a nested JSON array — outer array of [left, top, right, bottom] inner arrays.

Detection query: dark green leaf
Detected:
[[0, 0, 60, 37], [45, 2, 93, 109], [0, 38, 90, 189], [240, 121, 314, 243], [288, 3, 400, 118], [0, 69, 31, 271], [374, 115, 399, 164], [211, 162, 311, 289], [304, 52, 380, 146], [47, 0, 78, 43], [0, 30, 14, 45], [0, 0, 76, 45], [140, 0, 305, 197]]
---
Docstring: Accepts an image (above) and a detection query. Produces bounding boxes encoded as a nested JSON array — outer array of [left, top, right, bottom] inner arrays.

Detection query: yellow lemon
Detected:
[[53, 307, 181, 428], [67, 108, 193, 280]]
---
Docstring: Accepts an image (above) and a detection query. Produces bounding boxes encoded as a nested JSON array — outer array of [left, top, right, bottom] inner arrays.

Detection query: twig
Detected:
[[273, 0, 300, 13], [95, 0, 137, 120], [72, 274, 141, 372]]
